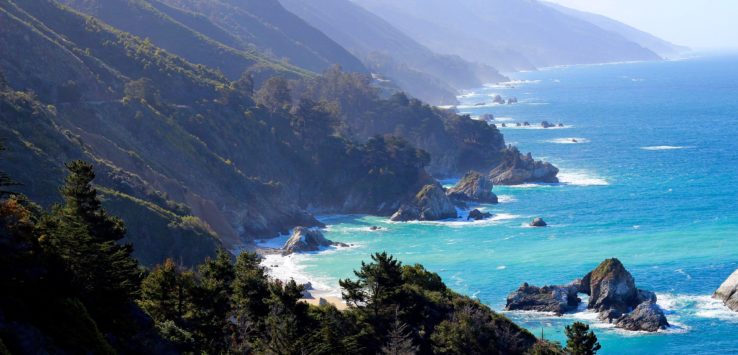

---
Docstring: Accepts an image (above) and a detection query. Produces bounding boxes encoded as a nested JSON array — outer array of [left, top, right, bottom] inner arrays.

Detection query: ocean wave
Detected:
[[545, 137, 590, 144], [657, 293, 738, 322], [497, 195, 517, 203], [261, 253, 342, 298], [483, 79, 541, 88], [390, 212, 520, 227], [640, 145, 693, 151], [557, 170, 610, 186], [500, 124, 570, 130]]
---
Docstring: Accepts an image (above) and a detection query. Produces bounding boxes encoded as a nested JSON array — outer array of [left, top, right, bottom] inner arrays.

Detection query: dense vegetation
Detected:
[[0, 160, 604, 354]]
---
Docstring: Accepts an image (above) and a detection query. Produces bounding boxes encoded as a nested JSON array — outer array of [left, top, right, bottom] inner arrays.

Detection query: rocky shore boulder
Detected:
[[505, 258, 668, 332], [529, 217, 547, 227], [467, 209, 492, 221], [489, 147, 559, 185], [282, 227, 346, 254], [614, 302, 669, 331], [446, 171, 498, 204], [541, 121, 554, 128], [506, 283, 580, 315], [391, 184, 457, 221], [713, 269, 738, 311]]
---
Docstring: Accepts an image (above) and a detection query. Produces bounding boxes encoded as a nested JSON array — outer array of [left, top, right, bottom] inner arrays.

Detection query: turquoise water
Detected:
[[265, 55, 738, 354]]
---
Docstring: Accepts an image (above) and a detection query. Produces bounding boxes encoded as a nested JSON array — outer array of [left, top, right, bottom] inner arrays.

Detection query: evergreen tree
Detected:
[[231, 251, 270, 350], [339, 252, 404, 315], [193, 248, 235, 352], [38, 161, 140, 329], [381, 309, 418, 355], [565, 322, 601, 355], [139, 259, 198, 349]]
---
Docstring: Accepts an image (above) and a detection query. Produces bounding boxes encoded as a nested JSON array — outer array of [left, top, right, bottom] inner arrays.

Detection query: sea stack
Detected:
[[446, 171, 498, 204], [391, 183, 458, 221], [505, 258, 669, 332], [713, 269, 738, 311], [282, 227, 346, 254], [489, 147, 559, 185]]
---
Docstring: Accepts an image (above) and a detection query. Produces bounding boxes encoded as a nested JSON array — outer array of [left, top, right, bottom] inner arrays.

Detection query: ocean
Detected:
[[260, 54, 738, 354]]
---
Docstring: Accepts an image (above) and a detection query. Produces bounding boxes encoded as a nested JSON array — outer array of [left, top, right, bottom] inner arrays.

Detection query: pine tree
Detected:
[[565, 322, 601, 355], [39, 161, 140, 329], [139, 259, 195, 323], [339, 252, 404, 315], [193, 248, 235, 352], [231, 252, 270, 350], [381, 309, 418, 355]]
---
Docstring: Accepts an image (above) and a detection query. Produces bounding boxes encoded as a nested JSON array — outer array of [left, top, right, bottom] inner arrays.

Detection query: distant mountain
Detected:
[[353, 0, 662, 70], [157, 0, 367, 74], [280, 0, 507, 104], [543, 2, 689, 58]]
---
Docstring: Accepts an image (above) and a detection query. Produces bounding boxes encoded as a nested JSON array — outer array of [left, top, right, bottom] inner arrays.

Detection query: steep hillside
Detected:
[[157, 0, 367, 74], [544, 2, 689, 58], [281, 0, 507, 104], [0, 0, 435, 263], [57, 0, 309, 80], [354, 0, 661, 70]]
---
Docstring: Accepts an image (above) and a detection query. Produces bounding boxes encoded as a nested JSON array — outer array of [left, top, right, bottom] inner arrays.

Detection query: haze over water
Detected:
[[263, 54, 738, 354]]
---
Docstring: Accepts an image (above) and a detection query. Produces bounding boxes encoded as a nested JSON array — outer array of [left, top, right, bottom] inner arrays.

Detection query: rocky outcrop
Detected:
[[506, 283, 580, 315], [529, 217, 547, 227], [391, 184, 458, 221], [282, 227, 346, 254], [467, 209, 492, 221], [614, 302, 669, 332], [541, 121, 554, 128], [713, 269, 738, 311], [507, 97, 518, 104], [446, 171, 498, 204], [492, 95, 505, 104], [581, 259, 641, 313], [489, 147, 559, 185], [505, 258, 668, 332]]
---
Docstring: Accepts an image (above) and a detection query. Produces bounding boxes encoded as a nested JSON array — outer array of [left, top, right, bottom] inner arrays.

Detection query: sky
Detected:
[[546, 0, 738, 49]]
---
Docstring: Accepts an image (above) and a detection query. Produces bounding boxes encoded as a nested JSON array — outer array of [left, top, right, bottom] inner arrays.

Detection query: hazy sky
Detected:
[[547, 0, 738, 49]]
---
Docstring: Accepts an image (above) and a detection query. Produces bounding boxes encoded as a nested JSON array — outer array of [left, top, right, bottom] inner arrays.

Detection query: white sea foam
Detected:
[[640, 146, 693, 151], [391, 212, 520, 227], [494, 116, 514, 122], [658, 293, 738, 322], [501, 123, 570, 130], [497, 195, 517, 203], [545, 137, 590, 144], [496, 265, 507, 270], [483, 79, 541, 88], [557, 170, 610, 186]]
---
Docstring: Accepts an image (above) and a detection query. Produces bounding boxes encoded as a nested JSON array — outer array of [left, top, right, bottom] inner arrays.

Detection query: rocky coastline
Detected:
[[506, 258, 669, 332]]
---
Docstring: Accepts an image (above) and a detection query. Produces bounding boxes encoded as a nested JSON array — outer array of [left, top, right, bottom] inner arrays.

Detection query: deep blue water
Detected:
[[263, 55, 738, 354]]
